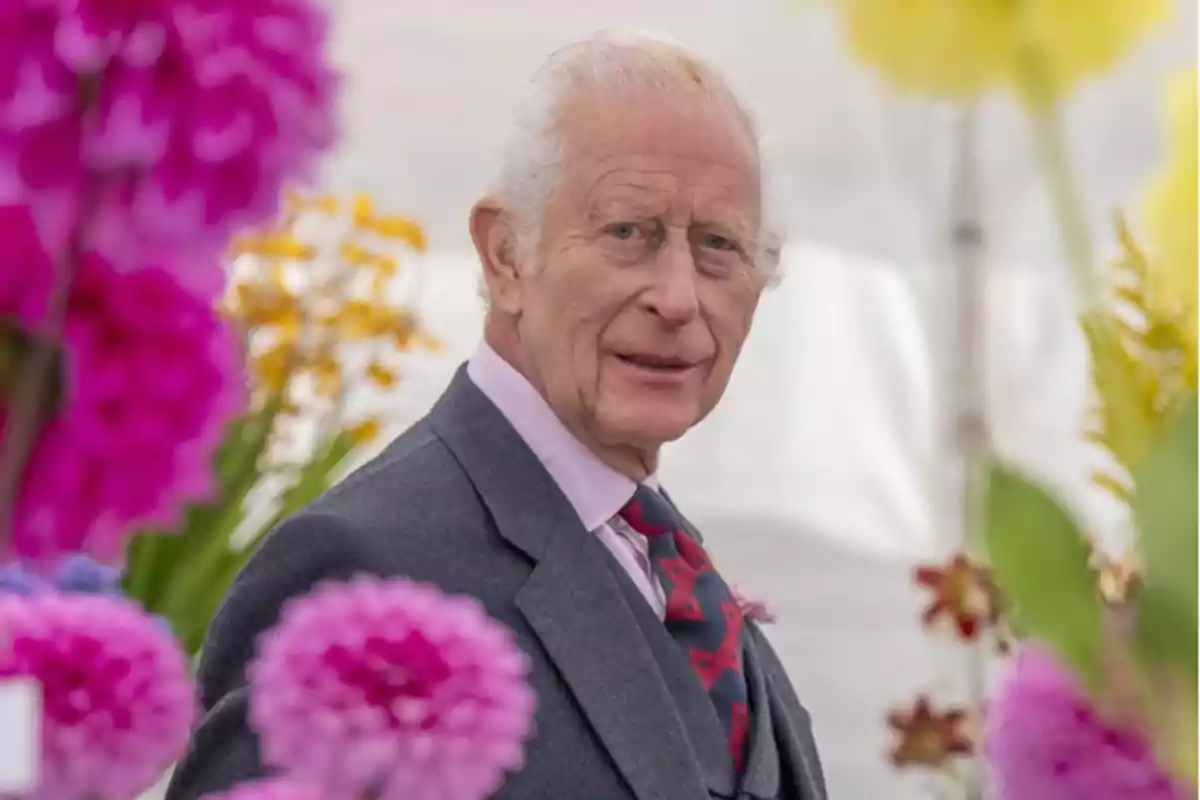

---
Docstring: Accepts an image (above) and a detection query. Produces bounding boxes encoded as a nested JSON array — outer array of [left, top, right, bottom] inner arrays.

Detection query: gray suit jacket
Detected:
[[166, 368, 827, 800]]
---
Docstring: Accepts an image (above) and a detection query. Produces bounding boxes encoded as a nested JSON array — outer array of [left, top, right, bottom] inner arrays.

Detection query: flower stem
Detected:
[[1026, 104, 1100, 309], [0, 249, 78, 556], [1020, 57, 1155, 477], [946, 104, 991, 800], [0, 185, 100, 557]]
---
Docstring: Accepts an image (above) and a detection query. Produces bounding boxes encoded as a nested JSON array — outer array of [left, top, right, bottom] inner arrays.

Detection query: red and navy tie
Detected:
[[620, 484, 750, 773]]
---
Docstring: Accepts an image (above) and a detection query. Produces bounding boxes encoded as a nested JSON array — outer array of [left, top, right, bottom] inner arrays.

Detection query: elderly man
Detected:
[[168, 29, 826, 800]]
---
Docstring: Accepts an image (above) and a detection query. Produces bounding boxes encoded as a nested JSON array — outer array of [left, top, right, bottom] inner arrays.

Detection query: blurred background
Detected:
[[212, 2, 1196, 798]]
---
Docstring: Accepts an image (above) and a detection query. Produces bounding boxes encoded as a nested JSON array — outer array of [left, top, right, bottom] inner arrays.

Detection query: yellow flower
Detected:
[[833, 0, 1170, 102], [352, 194, 374, 227], [309, 349, 341, 397], [233, 232, 317, 261], [253, 342, 297, 392], [311, 194, 340, 215], [414, 330, 442, 353], [224, 189, 431, 441], [228, 281, 303, 332], [331, 300, 388, 339], [367, 215, 428, 252], [1141, 68, 1197, 329], [372, 254, 399, 277], [837, 0, 1012, 98], [348, 417, 382, 445], [366, 361, 398, 387], [338, 240, 376, 266], [1018, 0, 1171, 102]]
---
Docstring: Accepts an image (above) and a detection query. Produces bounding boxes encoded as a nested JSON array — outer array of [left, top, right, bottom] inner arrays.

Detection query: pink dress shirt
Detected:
[[467, 342, 667, 619]]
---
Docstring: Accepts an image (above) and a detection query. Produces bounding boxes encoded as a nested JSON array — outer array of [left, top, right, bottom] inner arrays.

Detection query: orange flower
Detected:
[[914, 553, 1003, 640], [886, 695, 974, 769]]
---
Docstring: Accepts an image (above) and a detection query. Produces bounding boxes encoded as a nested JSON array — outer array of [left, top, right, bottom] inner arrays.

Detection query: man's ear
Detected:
[[470, 197, 523, 315]]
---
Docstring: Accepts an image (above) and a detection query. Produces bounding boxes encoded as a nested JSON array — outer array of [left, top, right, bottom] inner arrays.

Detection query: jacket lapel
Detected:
[[431, 368, 708, 800], [747, 626, 827, 800], [739, 635, 781, 800], [607, 546, 739, 799]]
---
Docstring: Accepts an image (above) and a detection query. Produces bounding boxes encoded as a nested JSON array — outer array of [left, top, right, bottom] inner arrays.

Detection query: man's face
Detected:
[[508, 86, 765, 465]]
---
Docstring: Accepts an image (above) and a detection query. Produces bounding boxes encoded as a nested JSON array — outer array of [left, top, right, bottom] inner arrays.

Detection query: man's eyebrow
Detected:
[[692, 217, 752, 239]]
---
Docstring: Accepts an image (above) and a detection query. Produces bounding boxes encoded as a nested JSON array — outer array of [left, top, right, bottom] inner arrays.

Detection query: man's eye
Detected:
[[701, 233, 738, 252], [607, 222, 640, 240]]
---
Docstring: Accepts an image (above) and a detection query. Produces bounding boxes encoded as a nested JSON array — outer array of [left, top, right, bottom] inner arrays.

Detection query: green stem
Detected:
[[1020, 54, 1154, 474], [1027, 104, 1101, 310]]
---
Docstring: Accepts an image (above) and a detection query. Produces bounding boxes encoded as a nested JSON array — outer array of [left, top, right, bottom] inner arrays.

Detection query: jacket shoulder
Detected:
[[198, 421, 491, 701], [308, 418, 484, 532]]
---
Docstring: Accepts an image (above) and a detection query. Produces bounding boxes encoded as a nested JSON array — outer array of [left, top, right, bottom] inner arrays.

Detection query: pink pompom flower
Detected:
[[248, 575, 537, 800], [0, 0, 339, 293], [201, 777, 328, 800], [984, 642, 1185, 800], [0, 203, 244, 564], [0, 592, 196, 800]]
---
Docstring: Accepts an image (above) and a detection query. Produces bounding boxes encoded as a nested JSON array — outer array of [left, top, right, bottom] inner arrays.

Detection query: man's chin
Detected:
[[598, 405, 700, 449]]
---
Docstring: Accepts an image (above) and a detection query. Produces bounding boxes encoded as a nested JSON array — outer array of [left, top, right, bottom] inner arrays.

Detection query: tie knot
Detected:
[[619, 484, 679, 538]]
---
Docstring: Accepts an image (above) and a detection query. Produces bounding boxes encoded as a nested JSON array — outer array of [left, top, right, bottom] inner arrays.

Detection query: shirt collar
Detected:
[[467, 342, 656, 530]]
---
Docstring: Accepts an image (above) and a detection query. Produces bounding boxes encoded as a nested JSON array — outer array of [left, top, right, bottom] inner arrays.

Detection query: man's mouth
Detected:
[[615, 353, 696, 371]]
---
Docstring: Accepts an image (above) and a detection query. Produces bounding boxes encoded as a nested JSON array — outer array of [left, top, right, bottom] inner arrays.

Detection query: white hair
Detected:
[[487, 28, 785, 290]]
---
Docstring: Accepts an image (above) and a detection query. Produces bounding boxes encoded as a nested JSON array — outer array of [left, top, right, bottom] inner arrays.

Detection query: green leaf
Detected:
[[1081, 311, 1155, 471], [1132, 394, 1198, 683], [155, 422, 357, 634], [125, 392, 288, 614], [169, 432, 360, 655], [984, 461, 1105, 688]]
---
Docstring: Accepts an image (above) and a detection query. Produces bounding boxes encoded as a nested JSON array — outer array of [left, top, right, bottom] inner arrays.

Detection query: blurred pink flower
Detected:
[[0, 0, 339, 293], [0, 592, 195, 800], [0, 203, 244, 564], [200, 777, 328, 800], [248, 575, 537, 800], [985, 642, 1184, 800]]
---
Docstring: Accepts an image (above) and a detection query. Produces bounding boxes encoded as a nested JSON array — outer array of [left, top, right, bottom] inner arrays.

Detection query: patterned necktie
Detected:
[[619, 484, 750, 773]]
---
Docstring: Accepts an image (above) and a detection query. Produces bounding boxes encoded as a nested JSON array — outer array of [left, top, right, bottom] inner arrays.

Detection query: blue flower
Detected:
[[0, 554, 173, 634], [0, 562, 44, 595], [53, 553, 124, 595], [0, 554, 123, 596]]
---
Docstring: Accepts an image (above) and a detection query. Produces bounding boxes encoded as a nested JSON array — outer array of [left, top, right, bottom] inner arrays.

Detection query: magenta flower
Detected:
[[0, 203, 244, 564], [0, 0, 339, 293], [200, 777, 328, 800], [248, 575, 537, 800], [985, 642, 1185, 800], [0, 592, 195, 800]]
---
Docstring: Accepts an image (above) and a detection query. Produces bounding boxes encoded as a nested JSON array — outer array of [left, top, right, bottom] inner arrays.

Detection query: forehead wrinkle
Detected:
[[582, 165, 752, 225], [581, 168, 672, 218]]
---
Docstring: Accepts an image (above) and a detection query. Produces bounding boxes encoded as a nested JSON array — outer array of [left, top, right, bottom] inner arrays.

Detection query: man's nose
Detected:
[[642, 234, 700, 324]]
